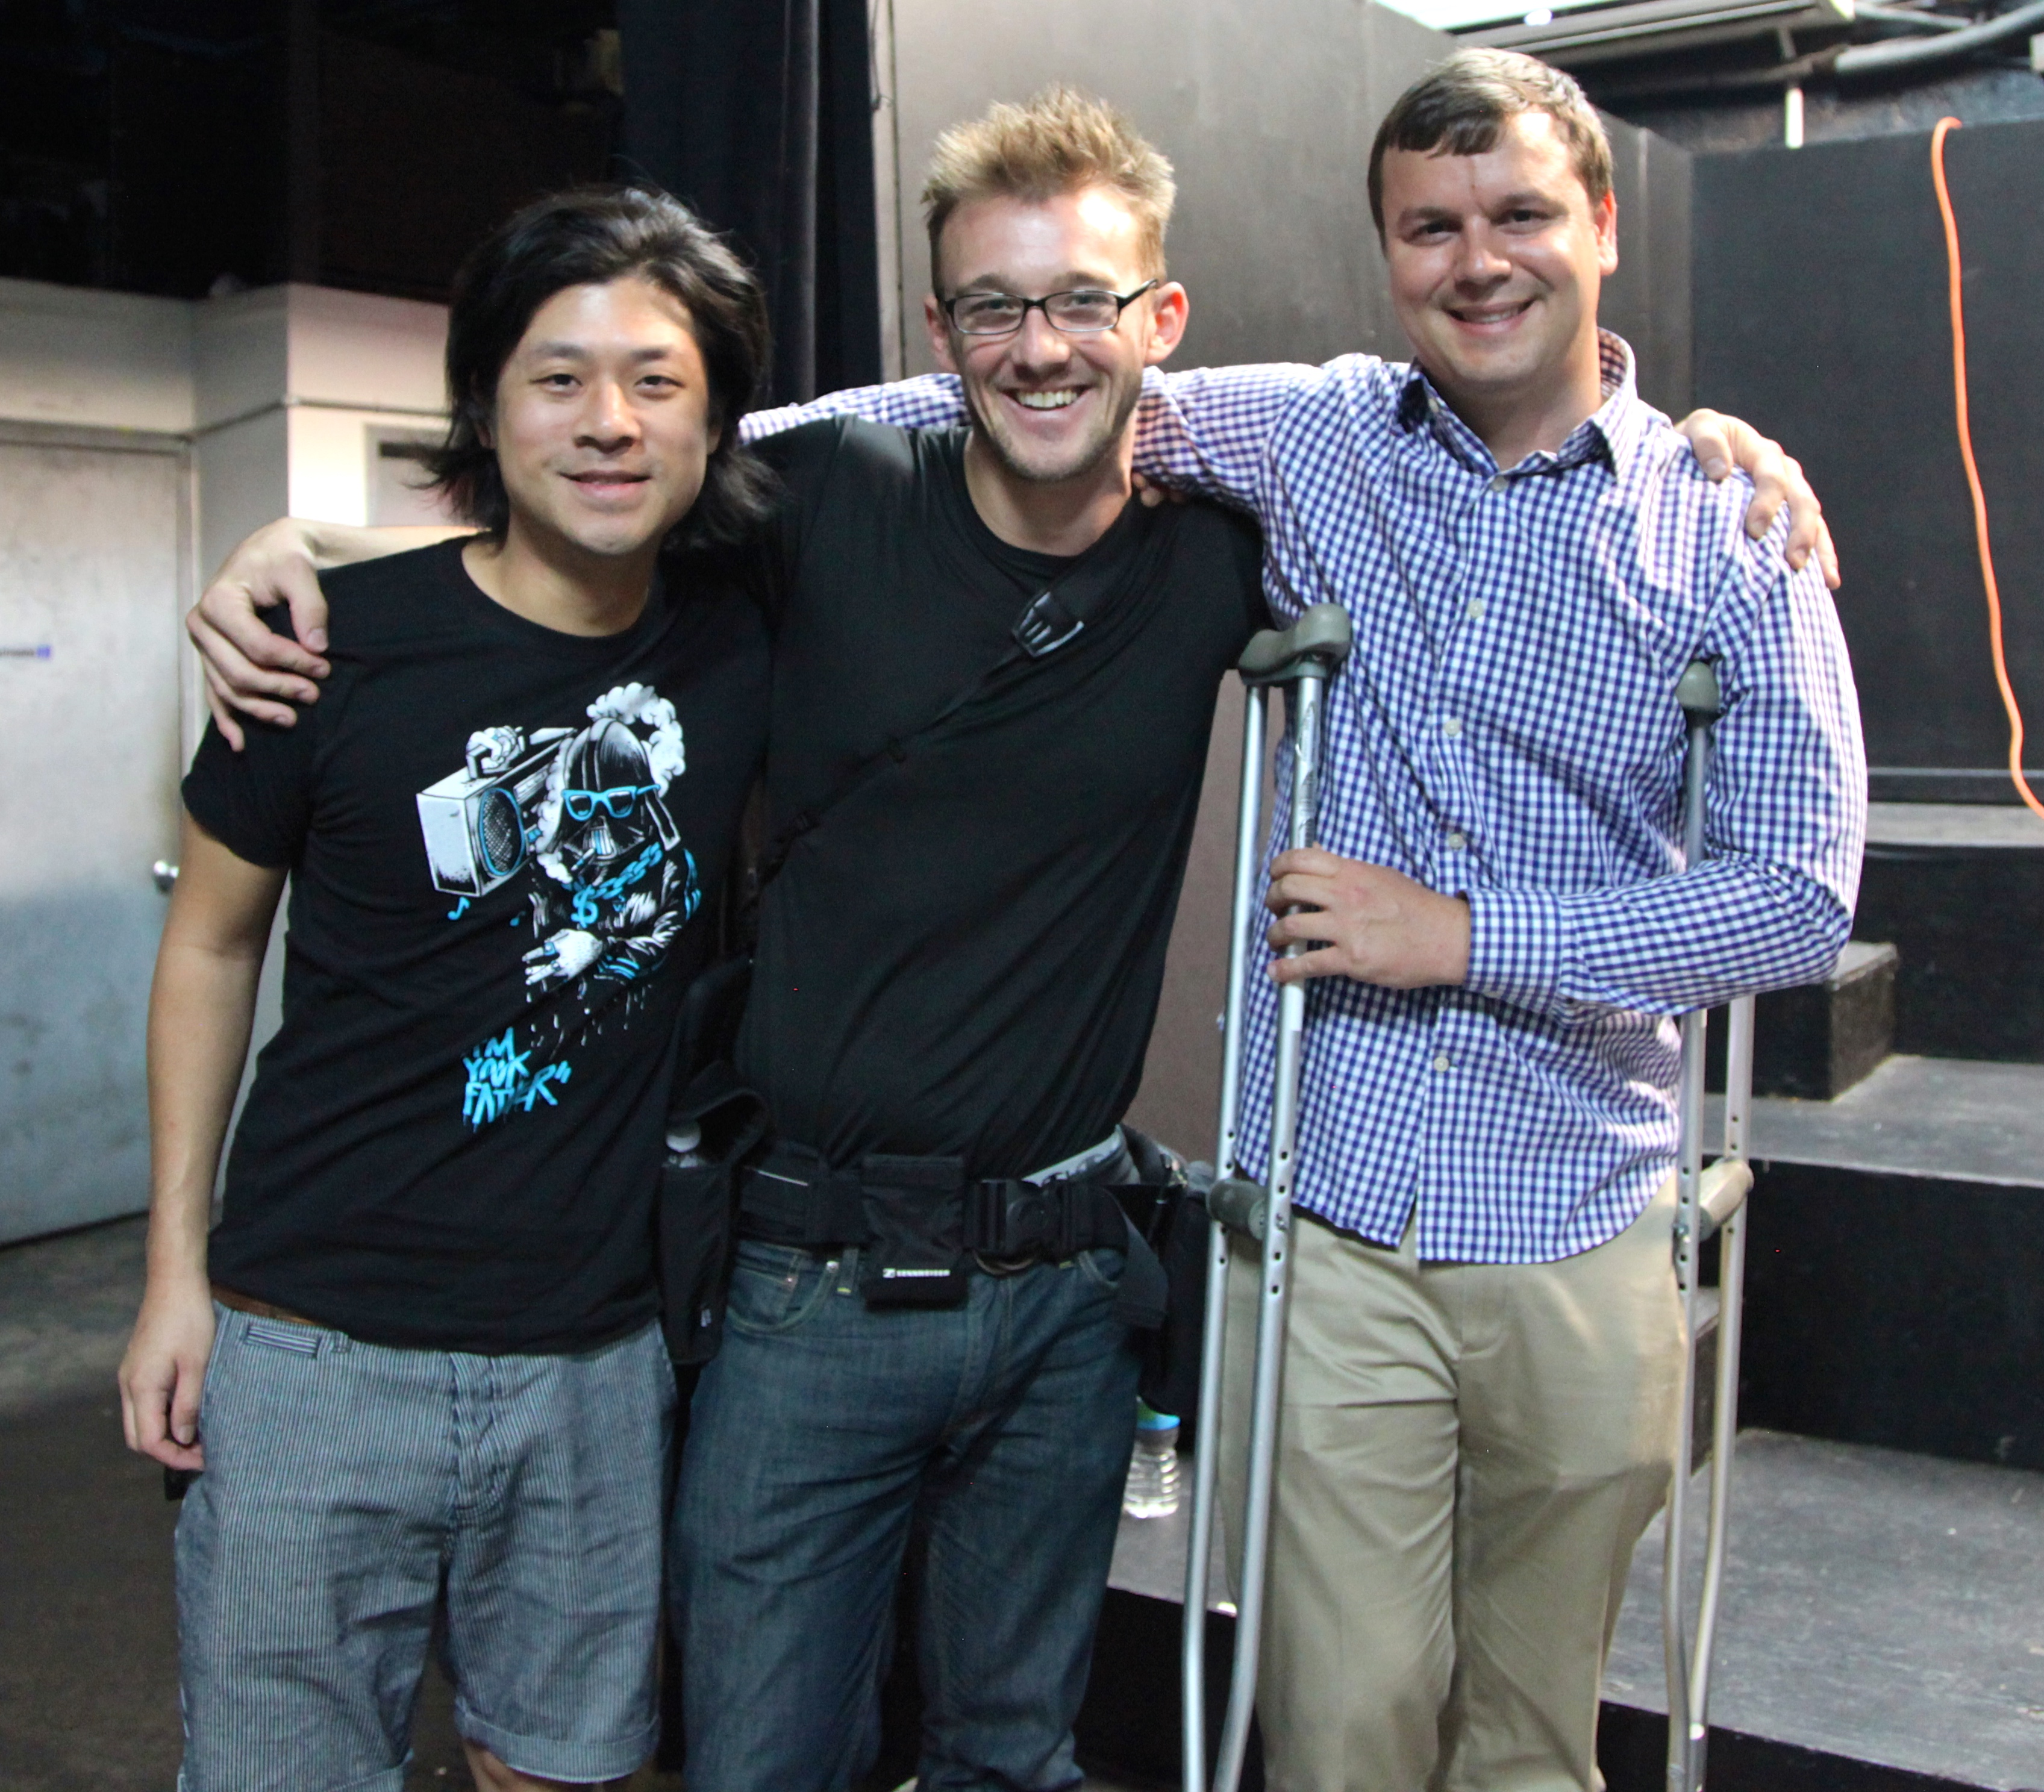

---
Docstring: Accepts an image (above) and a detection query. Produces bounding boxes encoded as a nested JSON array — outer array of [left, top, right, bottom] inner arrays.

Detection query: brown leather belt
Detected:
[[213, 1284, 320, 1327]]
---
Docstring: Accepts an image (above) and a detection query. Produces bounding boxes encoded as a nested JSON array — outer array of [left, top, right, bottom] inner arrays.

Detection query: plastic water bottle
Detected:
[[1123, 1401, 1181, 1519], [665, 1122, 707, 1170]]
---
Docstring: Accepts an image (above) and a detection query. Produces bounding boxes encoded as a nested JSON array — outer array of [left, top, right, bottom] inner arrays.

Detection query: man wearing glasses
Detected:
[[186, 87, 1824, 1792]]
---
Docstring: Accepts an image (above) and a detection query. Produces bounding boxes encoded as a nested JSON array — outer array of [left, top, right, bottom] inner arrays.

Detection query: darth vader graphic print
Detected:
[[414, 681, 702, 1128]]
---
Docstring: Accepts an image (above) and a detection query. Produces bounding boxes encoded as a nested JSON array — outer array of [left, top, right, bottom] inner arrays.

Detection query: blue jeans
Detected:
[[673, 1237, 1143, 1792]]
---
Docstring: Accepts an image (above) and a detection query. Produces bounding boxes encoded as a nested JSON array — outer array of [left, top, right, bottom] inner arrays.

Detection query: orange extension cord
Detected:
[[1929, 116, 2044, 818]]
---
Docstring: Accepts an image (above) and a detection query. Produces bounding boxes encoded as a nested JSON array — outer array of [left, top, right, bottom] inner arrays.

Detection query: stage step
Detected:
[[1723, 1055, 2044, 1470], [1855, 803, 2044, 1064], [1709, 940, 1895, 1100], [1082, 1432, 2044, 1792]]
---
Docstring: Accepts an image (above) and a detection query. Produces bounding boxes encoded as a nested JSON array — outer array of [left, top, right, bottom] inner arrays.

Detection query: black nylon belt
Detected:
[[738, 1143, 1131, 1259]]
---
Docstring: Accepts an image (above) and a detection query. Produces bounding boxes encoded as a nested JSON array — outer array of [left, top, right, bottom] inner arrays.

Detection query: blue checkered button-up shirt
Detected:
[[746, 334, 1866, 1263]]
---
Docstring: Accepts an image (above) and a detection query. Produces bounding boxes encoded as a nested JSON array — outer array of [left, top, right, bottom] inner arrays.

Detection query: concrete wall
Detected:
[[0, 278, 448, 1244], [0, 278, 198, 436]]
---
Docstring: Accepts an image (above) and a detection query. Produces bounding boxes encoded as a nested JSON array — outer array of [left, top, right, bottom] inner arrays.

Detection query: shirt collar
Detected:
[[1395, 330, 1651, 483]]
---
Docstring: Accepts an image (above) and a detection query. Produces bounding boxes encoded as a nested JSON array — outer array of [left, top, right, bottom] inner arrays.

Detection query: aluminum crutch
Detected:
[[1662, 659, 1758, 1792], [1182, 602, 1354, 1792]]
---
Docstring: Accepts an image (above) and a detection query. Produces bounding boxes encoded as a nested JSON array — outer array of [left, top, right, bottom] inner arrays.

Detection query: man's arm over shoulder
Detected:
[[741, 375, 969, 442], [188, 521, 470, 746], [1130, 362, 1343, 514], [1466, 501, 1866, 1020]]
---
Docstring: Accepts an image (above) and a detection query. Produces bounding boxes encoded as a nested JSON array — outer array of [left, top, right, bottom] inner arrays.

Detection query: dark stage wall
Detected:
[[1693, 118, 2044, 802], [619, 0, 882, 405]]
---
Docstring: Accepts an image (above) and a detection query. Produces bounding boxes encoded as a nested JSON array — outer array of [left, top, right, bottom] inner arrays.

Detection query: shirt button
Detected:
[[1445, 831, 1467, 852], [1442, 716, 1463, 738], [1434, 1052, 1454, 1072], [1486, 474, 1508, 493], [1466, 599, 1486, 622]]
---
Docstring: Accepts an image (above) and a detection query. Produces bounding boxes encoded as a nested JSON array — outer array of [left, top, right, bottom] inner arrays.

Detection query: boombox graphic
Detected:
[[416, 724, 572, 898]]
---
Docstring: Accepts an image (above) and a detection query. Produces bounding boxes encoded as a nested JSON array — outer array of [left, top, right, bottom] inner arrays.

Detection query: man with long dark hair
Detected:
[[119, 188, 774, 1792]]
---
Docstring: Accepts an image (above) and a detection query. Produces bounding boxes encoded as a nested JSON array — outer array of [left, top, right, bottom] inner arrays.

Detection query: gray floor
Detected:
[[1607, 1431, 2044, 1791], [0, 1217, 1137, 1792], [0, 1211, 151, 1420], [1107, 1481, 1235, 1615], [1709, 1053, 2044, 1188]]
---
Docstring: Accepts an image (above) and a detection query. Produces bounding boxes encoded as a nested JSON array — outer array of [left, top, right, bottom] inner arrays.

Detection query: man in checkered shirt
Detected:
[[758, 50, 1865, 1792], [1178, 55, 1861, 1788]]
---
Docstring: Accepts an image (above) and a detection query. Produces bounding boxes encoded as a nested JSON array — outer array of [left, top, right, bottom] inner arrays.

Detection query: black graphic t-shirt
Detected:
[[183, 540, 769, 1352], [740, 419, 1267, 1178]]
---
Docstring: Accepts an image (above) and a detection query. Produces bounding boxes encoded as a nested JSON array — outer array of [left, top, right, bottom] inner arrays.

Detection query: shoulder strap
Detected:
[[752, 496, 1161, 892]]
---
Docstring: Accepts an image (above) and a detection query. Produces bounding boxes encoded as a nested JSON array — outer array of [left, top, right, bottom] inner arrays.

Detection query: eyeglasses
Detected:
[[940, 280, 1159, 337], [563, 784, 654, 822]]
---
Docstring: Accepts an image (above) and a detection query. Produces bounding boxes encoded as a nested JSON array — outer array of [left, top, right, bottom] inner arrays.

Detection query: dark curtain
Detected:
[[617, 0, 883, 406]]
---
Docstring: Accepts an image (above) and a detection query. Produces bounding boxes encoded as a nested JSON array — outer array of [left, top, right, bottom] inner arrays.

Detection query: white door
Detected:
[[0, 430, 187, 1243]]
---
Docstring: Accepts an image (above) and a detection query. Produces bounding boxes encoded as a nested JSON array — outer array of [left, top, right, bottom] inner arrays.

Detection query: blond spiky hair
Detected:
[[920, 86, 1177, 285]]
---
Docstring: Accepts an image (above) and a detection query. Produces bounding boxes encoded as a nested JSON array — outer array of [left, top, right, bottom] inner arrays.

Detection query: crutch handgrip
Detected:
[[1208, 1178, 1269, 1241], [1676, 658, 1722, 721], [1237, 604, 1354, 687], [1698, 1159, 1752, 1235]]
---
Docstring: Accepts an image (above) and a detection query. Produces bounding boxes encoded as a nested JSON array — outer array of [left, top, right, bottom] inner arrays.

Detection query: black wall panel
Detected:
[[1601, 111, 1695, 417], [1693, 120, 2044, 798]]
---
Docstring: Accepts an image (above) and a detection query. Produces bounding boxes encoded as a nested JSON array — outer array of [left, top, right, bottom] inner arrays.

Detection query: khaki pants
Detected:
[[1219, 1184, 1684, 1792]]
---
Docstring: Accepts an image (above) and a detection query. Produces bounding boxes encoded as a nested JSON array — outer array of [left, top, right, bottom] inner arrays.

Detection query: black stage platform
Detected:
[[1724, 1053, 2044, 1472], [1606, 1432, 2044, 1791]]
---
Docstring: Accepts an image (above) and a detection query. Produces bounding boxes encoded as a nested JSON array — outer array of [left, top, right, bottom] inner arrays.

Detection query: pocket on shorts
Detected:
[[724, 1238, 839, 1335], [241, 1317, 323, 1356], [193, 1308, 329, 1480]]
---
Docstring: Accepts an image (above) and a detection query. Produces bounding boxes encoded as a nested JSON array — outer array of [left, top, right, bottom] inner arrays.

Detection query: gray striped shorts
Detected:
[[175, 1304, 674, 1791]]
